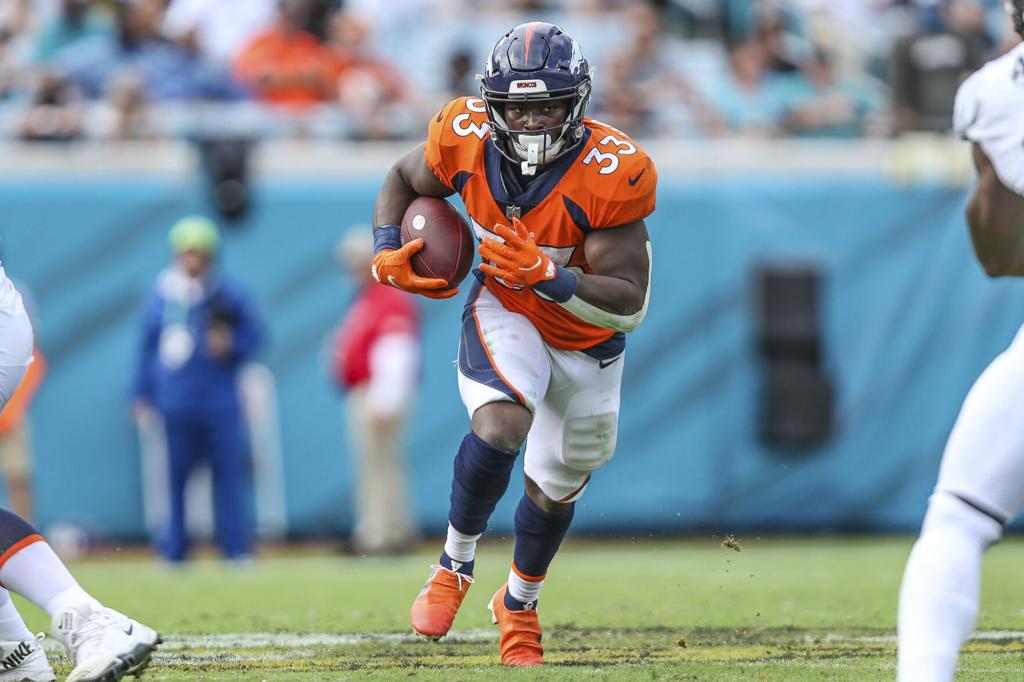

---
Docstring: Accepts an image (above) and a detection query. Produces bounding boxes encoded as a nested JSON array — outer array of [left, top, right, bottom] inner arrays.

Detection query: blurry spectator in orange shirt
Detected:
[[0, 281, 44, 522], [331, 228, 420, 555], [232, 0, 335, 109], [327, 10, 413, 139], [0, 350, 44, 522]]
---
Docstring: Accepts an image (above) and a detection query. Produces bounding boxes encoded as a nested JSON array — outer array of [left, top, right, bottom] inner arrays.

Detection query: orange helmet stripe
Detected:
[[522, 21, 542, 62]]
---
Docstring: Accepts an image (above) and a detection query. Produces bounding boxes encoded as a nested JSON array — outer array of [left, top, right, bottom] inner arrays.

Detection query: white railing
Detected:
[[0, 135, 974, 184]]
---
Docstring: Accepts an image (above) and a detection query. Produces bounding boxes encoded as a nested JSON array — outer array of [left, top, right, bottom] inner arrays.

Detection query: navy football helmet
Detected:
[[480, 22, 592, 176], [1010, 0, 1024, 38]]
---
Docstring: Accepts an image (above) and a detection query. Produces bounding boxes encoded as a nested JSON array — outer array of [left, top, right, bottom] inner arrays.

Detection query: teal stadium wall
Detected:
[[4, 174, 1021, 540]]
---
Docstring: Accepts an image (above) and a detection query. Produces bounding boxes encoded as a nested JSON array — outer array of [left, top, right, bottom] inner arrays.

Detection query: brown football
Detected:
[[401, 196, 474, 288]]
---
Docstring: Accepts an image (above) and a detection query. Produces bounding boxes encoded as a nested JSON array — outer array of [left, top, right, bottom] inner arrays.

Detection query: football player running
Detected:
[[0, 262, 160, 682], [371, 22, 656, 666], [898, 3, 1024, 680]]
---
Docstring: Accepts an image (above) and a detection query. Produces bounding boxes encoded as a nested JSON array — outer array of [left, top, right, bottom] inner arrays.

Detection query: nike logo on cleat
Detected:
[[598, 357, 620, 369], [628, 169, 646, 186], [1, 641, 32, 669], [122, 623, 134, 636]]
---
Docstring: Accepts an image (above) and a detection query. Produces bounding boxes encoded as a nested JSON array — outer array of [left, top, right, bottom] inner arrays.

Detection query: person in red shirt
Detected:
[[331, 229, 420, 555], [232, 0, 335, 109]]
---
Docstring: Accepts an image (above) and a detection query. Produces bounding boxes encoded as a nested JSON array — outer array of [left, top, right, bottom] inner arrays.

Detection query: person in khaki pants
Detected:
[[331, 229, 420, 554]]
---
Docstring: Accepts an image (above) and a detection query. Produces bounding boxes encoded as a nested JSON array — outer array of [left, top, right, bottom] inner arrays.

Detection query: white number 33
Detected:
[[582, 135, 637, 175]]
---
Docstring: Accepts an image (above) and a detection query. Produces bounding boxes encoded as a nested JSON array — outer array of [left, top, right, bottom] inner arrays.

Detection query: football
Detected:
[[401, 196, 475, 288]]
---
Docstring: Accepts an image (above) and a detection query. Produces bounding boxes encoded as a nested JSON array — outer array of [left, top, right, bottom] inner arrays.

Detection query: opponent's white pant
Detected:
[[457, 285, 622, 503], [896, 325, 1024, 681], [0, 271, 33, 413], [932, 323, 1024, 521]]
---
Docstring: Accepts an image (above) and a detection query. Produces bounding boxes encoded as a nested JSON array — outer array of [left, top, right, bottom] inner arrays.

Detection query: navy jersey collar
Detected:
[[484, 128, 591, 219]]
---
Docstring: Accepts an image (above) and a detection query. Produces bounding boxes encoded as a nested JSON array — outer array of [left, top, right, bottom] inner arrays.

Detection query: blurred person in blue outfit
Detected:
[[53, 0, 240, 102], [133, 216, 263, 562]]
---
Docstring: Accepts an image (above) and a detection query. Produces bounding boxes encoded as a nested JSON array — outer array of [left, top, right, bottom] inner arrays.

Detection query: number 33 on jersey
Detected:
[[425, 96, 657, 351]]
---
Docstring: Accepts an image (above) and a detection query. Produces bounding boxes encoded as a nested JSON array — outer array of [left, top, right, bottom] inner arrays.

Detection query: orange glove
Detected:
[[478, 219, 556, 287], [372, 239, 459, 299]]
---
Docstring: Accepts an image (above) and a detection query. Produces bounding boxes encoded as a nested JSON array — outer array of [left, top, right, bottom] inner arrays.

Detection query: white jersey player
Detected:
[[0, 262, 161, 682], [898, 5, 1024, 680], [0, 264, 33, 410]]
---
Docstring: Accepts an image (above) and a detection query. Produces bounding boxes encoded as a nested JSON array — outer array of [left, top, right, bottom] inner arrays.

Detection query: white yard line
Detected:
[[818, 631, 1024, 644], [153, 628, 1023, 650], [41, 629, 498, 655], [30, 629, 1024, 672], [37, 629, 1024, 660]]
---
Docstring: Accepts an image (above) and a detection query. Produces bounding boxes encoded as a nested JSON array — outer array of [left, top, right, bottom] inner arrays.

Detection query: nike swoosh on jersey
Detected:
[[628, 169, 646, 186], [598, 356, 621, 369]]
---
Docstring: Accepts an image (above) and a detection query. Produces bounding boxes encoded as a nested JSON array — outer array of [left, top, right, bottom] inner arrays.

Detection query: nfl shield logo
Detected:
[[505, 205, 521, 221]]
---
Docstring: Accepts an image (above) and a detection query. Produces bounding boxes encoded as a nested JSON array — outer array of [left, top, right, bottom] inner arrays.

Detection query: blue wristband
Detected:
[[373, 225, 402, 254], [534, 265, 577, 303]]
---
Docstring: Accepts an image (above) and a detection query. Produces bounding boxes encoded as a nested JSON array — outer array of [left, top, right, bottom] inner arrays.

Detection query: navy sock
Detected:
[[505, 588, 536, 611], [505, 495, 575, 611], [448, 431, 518, 536], [439, 551, 475, 576]]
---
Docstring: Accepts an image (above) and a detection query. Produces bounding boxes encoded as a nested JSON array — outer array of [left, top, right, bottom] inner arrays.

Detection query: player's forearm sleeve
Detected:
[[557, 241, 652, 333]]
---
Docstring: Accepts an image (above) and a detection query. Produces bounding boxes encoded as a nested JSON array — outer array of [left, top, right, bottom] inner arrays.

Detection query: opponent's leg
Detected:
[[898, 493, 1001, 681], [411, 285, 548, 639], [0, 591, 32, 643], [0, 509, 96, 617], [0, 509, 160, 681], [0, 588, 53, 682], [0, 282, 54, 680], [898, 332, 1024, 682]]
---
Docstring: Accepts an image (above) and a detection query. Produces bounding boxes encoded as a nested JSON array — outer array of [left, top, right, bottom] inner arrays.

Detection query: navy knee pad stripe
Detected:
[[449, 432, 519, 536], [0, 509, 42, 570], [951, 493, 1007, 526], [512, 494, 575, 580]]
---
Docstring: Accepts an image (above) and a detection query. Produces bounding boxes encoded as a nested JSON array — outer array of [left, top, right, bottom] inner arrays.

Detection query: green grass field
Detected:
[[19, 536, 1024, 680]]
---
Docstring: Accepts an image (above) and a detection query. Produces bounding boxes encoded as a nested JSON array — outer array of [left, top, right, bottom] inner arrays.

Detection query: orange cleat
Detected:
[[410, 564, 474, 639], [487, 584, 544, 666]]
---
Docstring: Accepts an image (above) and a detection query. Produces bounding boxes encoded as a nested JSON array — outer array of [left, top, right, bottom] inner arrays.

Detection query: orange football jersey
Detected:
[[424, 96, 657, 351]]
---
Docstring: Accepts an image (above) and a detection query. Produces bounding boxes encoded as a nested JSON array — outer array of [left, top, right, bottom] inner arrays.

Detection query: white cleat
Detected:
[[51, 604, 161, 682], [0, 635, 55, 682]]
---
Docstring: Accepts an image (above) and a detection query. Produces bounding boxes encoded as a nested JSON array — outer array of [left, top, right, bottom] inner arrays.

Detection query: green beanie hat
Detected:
[[168, 216, 220, 254]]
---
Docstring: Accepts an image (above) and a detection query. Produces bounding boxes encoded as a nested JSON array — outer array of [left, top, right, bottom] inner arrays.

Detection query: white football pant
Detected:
[[457, 285, 622, 503], [0, 267, 33, 413], [898, 323, 1024, 681]]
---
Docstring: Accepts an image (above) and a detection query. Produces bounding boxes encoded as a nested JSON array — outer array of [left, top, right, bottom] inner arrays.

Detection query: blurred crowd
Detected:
[[0, 0, 1015, 141]]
